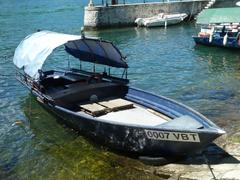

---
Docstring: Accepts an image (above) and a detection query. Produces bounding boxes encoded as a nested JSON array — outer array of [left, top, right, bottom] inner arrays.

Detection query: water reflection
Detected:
[[194, 45, 240, 72]]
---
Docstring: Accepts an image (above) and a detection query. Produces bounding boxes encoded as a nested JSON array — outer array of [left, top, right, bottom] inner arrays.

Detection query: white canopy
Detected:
[[13, 31, 81, 78]]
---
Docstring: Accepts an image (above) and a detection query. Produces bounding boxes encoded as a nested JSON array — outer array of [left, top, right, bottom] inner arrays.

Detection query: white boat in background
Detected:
[[135, 13, 188, 27]]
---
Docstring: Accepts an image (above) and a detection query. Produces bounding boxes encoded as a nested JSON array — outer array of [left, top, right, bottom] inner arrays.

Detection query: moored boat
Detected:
[[194, 7, 240, 49], [193, 23, 240, 48], [135, 13, 188, 28], [13, 31, 225, 157]]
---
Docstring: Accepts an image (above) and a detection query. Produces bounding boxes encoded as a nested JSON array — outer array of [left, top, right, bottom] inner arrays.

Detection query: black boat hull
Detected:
[[33, 90, 221, 157]]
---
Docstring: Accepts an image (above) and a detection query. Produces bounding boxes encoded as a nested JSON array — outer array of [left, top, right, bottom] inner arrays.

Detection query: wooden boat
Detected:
[[13, 31, 225, 157], [193, 24, 240, 49], [135, 13, 188, 28]]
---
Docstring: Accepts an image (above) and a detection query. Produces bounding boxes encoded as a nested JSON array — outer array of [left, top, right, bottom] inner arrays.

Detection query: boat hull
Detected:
[[193, 36, 240, 49], [32, 88, 223, 157], [145, 18, 184, 27]]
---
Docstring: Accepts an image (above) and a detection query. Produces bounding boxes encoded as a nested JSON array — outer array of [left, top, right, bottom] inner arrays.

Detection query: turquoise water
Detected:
[[1, 0, 240, 179]]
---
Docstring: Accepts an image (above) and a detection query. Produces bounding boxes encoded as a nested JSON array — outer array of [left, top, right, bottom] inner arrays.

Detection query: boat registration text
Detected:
[[145, 130, 200, 142]]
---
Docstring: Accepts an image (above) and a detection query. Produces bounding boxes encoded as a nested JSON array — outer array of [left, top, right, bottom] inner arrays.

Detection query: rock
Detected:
[[146, 140, 240, 180], [221, 170, 240, 179]]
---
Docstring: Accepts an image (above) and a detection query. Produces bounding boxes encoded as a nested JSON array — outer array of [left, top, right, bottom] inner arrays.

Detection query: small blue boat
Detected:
[[193, 32, 240, 49], [194, 7, 240, 49], [13, 31, 225, 157]]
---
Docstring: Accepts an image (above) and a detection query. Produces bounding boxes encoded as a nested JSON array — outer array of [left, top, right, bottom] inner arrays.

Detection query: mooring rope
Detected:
[[202, 153, 217, 180]]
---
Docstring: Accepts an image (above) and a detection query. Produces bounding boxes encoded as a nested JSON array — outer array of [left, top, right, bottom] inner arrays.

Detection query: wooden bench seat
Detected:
[[97, 98, 134, 111], [78, 98, 134, 116], [79, 103, 108, 116]]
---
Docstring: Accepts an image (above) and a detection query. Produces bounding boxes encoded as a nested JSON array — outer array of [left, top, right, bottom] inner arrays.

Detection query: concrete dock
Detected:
[[84, 0, 209, 30], [142, 134, 240, 179]]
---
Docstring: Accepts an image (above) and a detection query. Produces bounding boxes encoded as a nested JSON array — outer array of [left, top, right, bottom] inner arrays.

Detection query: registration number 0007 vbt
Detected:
[[145, 130, 200, 142]]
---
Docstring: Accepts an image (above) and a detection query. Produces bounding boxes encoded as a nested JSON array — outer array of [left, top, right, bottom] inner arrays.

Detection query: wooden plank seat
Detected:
[[79, 103, 108, 116], [97, 98, 134, 111], [78, 98, 134, 117]]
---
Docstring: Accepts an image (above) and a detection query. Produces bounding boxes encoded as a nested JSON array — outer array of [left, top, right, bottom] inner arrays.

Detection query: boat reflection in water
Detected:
[[13, 31, 225, 158]]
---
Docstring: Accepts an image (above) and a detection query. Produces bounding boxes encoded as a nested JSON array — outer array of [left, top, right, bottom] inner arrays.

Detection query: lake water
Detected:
[[1, 0, 240, 179]]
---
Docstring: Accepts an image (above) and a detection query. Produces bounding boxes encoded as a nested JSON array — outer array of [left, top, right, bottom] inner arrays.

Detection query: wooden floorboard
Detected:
[[98, 98, 134, 111], [79, 103, 108, 116]]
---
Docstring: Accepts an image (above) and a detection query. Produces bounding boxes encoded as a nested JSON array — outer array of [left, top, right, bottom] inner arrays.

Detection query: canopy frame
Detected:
[[64, 37, 128, 69], [13, 31, 128, 79]]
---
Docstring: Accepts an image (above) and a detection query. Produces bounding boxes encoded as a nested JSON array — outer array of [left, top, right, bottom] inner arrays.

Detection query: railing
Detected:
[[91, 0, 206, 6], [15, 68, 36, 90], [15, 68, 54, 103]]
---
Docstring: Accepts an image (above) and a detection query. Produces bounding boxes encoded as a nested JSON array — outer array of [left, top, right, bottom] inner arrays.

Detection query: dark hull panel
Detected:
[[51, 105, 219, 156], [193, 36, 240, 49]]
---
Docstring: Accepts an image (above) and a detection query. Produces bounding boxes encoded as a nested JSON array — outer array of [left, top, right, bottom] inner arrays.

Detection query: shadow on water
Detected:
[[139, 143, 240, 166], [178, 143, 240, 165]]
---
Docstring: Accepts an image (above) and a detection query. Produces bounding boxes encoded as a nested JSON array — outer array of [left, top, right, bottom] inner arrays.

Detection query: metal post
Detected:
[[93, 63, 96, 73], [88, 0, 94, 7], [111, 0, 118, 5]]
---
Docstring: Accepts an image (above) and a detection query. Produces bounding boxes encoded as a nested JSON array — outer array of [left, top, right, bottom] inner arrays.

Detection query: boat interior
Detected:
[[40, 70, 128, 104], [35, 70, 207, 129], [37, 70, 178, 126]]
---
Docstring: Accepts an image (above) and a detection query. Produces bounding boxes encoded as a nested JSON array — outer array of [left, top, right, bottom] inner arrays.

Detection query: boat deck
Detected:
[[99, 104, 170, 126], [78, 98, 171, 126]]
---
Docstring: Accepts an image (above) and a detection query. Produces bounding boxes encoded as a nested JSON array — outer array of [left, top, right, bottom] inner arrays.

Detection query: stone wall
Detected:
[[84, 0, 208, 29]]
